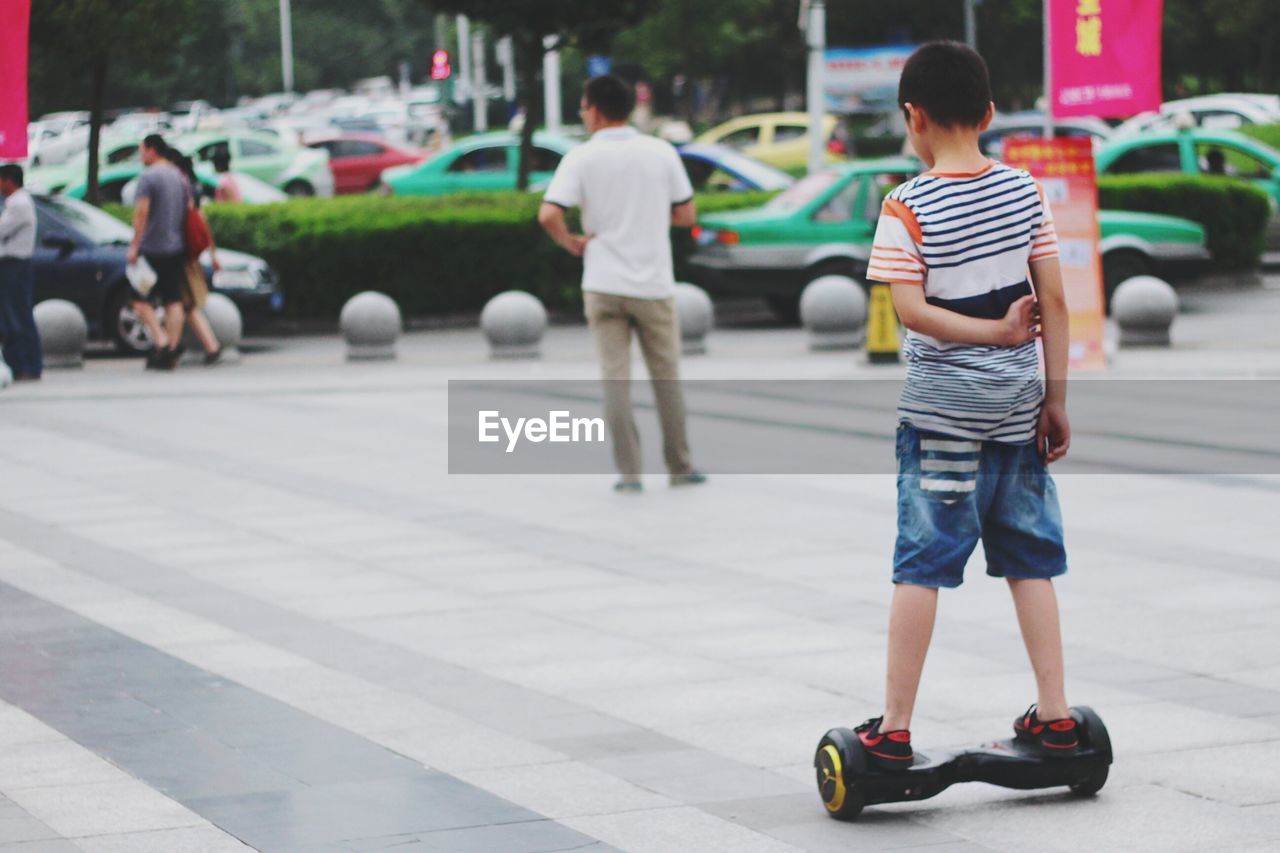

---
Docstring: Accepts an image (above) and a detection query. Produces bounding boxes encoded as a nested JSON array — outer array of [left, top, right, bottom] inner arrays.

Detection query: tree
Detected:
[[30, 0, 195, 204], [431, 1, 652, 189]]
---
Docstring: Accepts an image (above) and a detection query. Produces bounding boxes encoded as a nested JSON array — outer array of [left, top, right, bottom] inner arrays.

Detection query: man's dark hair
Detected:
[[583, 75, 634, 122], [141, 133, 167, 152], [212, 150, 232, 172], [898, 41, 992, 128], [0, 164, 23, 187]]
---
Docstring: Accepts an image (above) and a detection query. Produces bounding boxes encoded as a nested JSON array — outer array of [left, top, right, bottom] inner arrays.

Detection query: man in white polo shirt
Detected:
[[539, 75, 705, 493]]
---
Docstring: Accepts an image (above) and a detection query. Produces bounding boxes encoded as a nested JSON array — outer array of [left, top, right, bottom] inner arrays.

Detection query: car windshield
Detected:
[[765, 171, 841, 212], [707, 148, 794, 189], [39, 195, 133, 245]]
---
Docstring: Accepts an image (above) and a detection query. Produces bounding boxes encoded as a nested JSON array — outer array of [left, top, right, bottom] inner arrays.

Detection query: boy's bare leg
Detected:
[[882, 583, 938, 731], [1008, 578, 1069, 719]]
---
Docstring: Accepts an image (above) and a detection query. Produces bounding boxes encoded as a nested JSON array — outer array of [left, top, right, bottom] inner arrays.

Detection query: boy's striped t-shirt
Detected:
[[867, 161, 1059, 444]]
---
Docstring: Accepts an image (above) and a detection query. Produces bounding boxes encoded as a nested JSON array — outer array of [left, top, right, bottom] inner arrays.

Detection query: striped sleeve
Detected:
[[1029, 181, 1059, 262], [867, 199, 926, 285]]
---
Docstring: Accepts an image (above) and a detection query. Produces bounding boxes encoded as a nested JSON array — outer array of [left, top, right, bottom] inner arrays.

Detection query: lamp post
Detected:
[[279, 0, 294, 93], [803, 0, 826, 176]]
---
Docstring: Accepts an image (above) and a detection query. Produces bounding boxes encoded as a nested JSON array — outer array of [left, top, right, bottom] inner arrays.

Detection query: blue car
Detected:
[[677, 143, 796, 192], [13, 194, 284, 354]]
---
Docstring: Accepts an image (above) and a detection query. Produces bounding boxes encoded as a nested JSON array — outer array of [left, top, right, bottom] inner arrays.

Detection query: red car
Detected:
[[305, 133, 425, 194]]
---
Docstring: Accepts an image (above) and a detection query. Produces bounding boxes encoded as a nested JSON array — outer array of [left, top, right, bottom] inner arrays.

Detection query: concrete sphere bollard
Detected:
[[340, 291, 401, 361], [674, 282, 714, 355], [182, 292, 244, 364], [1113, 275, 1178, 348], [799, 275, 867, 351], [480, 291, 547, 359], [33, 299, 88, 368]]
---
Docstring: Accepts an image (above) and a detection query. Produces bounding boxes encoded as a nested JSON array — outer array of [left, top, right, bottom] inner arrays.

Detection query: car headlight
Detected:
[[212, 268, 260, 290]]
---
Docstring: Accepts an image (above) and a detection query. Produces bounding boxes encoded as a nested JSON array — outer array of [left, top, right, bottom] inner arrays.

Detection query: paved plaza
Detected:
[[2, 281, 1280, 852]]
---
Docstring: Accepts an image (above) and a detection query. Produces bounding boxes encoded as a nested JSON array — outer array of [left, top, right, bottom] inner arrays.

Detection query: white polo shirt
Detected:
[[543, 126, 693, 300]]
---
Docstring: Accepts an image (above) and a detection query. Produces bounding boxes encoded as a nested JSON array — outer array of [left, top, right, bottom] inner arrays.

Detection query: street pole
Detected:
[[805, 0, 826, 175], [496, 37, 516, 118], [543, 35, 562, 133], [964, 0, 981, 50], [279, 0, 294, 93], [472, 30, 488, 132], [1042, 0, 1053, 139], [456, 15, 472, 107]]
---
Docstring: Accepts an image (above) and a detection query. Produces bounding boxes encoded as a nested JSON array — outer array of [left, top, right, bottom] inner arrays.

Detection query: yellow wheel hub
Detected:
[[817, 744, 846, 812]]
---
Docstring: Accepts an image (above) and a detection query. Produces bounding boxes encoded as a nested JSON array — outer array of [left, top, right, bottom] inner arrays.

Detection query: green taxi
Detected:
[[379, 132, 577, 196], [687, 157, 1210, 320]]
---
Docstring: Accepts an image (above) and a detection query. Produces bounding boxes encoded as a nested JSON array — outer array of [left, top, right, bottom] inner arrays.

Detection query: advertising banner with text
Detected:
[[1050, 0, 1162, 118], [0, 0, 31, 160]]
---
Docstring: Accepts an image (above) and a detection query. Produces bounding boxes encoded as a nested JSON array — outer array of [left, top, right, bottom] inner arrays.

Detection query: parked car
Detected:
[[177, 131, 334, 197], [1114, 95, 1280, 137], [979, 114, 1113, 159], [694, 113, 845, 171], [685, 158, 1210, 321], [379, 132, 576, 196], [0, 193, 284, 354], [119, 170, 289, 206], [1096, 127, 1280, 255], [305, 133, 425, 194], [678, 143, 795, 192]]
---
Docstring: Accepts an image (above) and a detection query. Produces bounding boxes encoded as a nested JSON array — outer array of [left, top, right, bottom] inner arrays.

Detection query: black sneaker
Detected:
[[1013, 704, 1080, 755], [855, 717, 913, 771]]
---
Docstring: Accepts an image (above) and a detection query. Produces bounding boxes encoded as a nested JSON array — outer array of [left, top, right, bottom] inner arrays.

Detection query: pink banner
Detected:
[[1049, 0, 1162, 119], [0, 0, 31, 159]]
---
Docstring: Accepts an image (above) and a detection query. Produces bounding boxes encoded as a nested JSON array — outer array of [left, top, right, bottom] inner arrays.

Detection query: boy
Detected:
[[856, 41, 1076, 768]]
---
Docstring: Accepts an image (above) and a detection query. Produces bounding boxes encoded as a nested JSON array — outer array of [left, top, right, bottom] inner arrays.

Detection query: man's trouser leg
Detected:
[[584, 292, 642, 481], [631, 296, 693, 476], [0, 259, 41, 377]]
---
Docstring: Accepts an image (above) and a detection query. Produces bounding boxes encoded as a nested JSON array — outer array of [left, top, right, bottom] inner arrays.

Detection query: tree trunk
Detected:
[[515, 34, 543, 192], [85, 52, 108, 207]]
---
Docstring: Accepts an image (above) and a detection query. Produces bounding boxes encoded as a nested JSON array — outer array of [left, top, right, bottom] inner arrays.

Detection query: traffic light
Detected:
[[430, 50, 451, 80]]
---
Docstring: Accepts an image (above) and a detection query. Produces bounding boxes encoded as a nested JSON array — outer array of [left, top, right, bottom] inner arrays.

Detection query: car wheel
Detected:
[[284, 180, 315, 197], [1102, 249, 1151, 314], [767, 259, 863, 325], [106, 286, 159, 355]]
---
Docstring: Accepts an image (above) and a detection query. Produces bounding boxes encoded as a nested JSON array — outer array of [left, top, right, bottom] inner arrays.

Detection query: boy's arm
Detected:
[[1030, 256, 1070, 462], [889, 283, 1039, 347]]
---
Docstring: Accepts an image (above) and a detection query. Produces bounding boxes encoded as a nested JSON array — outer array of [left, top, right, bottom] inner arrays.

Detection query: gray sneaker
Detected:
[[669, 471, 708, 487], [614, 481, 643, 494]]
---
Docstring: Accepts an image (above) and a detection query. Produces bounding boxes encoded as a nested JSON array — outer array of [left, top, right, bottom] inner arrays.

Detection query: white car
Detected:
[[1115, 95, 1280, 136]]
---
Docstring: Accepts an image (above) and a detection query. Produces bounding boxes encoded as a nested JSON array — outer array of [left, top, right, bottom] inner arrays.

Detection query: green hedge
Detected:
[[1096, 174, 1271, 270], [107, 191, 775, 320]]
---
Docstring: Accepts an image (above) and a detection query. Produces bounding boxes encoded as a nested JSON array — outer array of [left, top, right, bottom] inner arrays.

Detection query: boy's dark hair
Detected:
[[0, 164, 23, 187], [898, 41, 992, 128], [141, 133, 167, 152], [583, 75, 634, 122]]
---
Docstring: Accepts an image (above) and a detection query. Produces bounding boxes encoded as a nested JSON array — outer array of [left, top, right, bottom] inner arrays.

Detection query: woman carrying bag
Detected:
[[166, 148, 223, 365]]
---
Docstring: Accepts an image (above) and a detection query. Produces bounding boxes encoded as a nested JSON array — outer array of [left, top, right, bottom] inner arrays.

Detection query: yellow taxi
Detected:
[[694, 112, 845, 171]]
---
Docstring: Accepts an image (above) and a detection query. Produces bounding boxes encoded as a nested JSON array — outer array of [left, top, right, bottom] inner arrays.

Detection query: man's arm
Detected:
[[1030, 256, 1070, 462], [890, 283, 1039, 347], [671, 199, 696, 228], [537, 202, 588, 257], [128, 197, 150, 264]]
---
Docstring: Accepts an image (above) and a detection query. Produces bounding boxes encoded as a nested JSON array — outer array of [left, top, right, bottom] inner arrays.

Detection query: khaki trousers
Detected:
[[583, 291, 693, 481]]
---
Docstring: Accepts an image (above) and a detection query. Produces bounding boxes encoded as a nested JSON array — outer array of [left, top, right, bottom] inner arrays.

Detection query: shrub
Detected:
[[1097, 174, 1271, 270]]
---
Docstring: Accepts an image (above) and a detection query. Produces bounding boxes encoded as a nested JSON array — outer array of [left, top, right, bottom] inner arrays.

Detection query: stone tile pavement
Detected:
[[1, 284, 1279, 850]]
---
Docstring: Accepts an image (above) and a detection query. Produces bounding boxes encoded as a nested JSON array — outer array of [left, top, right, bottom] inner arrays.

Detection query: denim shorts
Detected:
[[893, 424, 1067, 588]]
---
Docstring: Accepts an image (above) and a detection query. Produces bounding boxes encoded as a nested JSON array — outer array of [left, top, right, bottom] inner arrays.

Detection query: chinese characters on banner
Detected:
[[1049, 0, 1163, 118], [0, 0, 31, 159], [1004, 136, 1106, 370]]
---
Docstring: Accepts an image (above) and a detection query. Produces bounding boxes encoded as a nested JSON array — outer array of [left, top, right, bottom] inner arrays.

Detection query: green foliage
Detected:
[[1239, 124, 1280, 154], [122, 191, 774, 319], [1097, 174, 1272, 270]]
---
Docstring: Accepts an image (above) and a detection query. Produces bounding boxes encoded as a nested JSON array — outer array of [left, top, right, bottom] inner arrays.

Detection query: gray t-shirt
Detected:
[[136, 164, 188, 255]]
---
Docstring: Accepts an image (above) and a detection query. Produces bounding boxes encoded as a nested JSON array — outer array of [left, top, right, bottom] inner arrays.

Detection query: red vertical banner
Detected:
[[0, 0, 32, 159], [1004, 136, 1106, 370], [1049, 0, 1163, 119]]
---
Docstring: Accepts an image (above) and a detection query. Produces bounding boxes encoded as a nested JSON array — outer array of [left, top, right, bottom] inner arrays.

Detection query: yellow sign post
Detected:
[[866, 282, 900, 364]]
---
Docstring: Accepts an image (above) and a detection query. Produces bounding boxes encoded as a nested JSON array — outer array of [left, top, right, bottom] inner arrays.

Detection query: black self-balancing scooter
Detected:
[[814, 706, 1112, 820]]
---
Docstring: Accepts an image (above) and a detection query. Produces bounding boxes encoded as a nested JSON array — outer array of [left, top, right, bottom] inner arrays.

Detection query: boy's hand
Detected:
[[1037, 401, 1070, 463], [999, 295, 1040, 346]]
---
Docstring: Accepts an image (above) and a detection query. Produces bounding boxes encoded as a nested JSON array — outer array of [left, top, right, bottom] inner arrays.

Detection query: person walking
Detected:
[[0, 164, 42, 381], [165, 147, 223, 365], [538, 75, 706, 493], [128, 135, 191, 370], [212, 150, 243, 204]]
